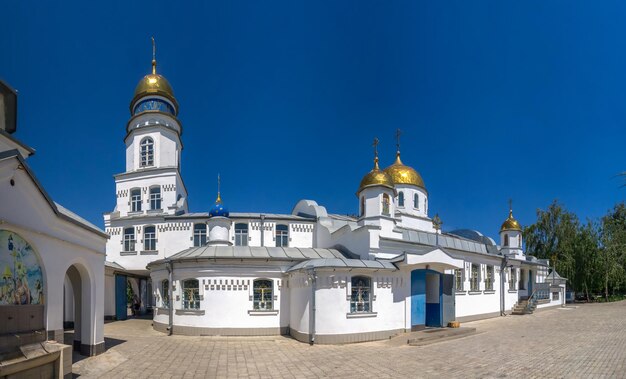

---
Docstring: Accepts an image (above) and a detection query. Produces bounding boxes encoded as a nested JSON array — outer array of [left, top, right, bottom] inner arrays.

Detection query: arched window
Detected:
[[235, 223, 248, 246], [144, 226, 156, 251], [350, 276, 371, 313], [253, 279, 273, 310], [193, 223, 207, 247], [504, 234, 509, 247], [414, 193, 419, 210], [382, 194, 390, 215], [123, 227, 136, 252], [140, 137, 154, 167], [182, 279, 200, 309], [360, 197, 365, 217], [161, 280, 170, 308], [149, 186, 161, 210], [275, 224, 289, 247], [130, 188, 142, 212], [398, 191, 405, 207]]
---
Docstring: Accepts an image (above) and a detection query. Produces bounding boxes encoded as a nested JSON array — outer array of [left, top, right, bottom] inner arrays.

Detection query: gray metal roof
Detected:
[[287, 258, 397, 272], [399, 229, 491, 255], [166, 212, 314, 221], [149, 246, 347, 267], [55, 202, 104, 234], [105, 261, 125, 270]]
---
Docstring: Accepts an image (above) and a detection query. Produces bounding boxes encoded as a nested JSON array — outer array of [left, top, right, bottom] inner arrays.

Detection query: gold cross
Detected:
[[395, 128, 402, 152], [372, 137, 379, 158]]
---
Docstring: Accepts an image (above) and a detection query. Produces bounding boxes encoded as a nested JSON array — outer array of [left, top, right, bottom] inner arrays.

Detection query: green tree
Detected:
[[599, 203, 626, 299]]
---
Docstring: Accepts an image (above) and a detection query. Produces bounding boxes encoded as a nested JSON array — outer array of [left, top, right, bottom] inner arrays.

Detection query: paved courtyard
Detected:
[[73, 301, 626, 378]]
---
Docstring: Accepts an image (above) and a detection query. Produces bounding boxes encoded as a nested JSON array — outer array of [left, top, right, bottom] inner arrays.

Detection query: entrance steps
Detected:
[[511, 299, 536, 315], [391, 327, 476, 346]]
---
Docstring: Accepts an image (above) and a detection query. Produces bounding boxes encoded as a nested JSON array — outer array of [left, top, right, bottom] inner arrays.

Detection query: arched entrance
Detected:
[[63, 263, 93, 355]]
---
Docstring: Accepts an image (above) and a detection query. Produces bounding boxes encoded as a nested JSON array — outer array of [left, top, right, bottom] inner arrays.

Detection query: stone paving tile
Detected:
[[73, 301, 626, 378]]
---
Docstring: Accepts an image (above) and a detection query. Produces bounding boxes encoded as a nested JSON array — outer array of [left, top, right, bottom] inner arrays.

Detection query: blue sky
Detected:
[[2, 1, 625, 241]]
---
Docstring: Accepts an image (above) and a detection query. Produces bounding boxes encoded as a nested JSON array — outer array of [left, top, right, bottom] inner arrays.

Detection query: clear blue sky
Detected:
[[2, 1, 625, 241]]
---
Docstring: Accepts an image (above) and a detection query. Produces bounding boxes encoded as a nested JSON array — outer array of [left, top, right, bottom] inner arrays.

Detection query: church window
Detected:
[[235, 223, 248, 246], [454, 269, 464, 291], [182, 279, 200, 310], [485, 265, 494, 291], [398, 191, 405, 207], [123, 227, 136, 252], [130, 189, 142, 212], [193, 223, 207, 247], [382, 194, 390, 216], [275, 224, 289, 247], [504, 234, 509, 247], [140, 137, 154, 167], [161, 280, 170, 308], [470, 264, 480, 291], [350, 276, 371, 313], [509, 268, 517, 291], [414, 194, 419, 209], [149, 186, 161, 210], [360, 197, 365, 217], [144, 226, 157, 251], [253, 279, 273, 310]]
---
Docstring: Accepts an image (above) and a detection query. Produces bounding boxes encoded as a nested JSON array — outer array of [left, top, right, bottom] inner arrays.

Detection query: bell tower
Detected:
[[500, 200, 523, 259]]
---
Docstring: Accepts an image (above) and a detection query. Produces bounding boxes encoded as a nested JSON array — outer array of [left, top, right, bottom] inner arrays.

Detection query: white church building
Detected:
[[104, 52, 565, 344]]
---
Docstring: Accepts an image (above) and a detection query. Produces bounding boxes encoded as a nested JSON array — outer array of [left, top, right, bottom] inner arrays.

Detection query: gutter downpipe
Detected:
[[260, 214, 265, 247], [500, 255, 508, 316], [307, 267, 317, 345], [166, 260, 174, 336]]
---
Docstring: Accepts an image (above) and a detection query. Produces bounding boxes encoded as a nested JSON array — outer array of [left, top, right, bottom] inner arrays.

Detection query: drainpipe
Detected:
[[166, 260, 174, 336], [306, 268, 317, 345], [260, 214, 265, 247], [500, 255, 508, 316]]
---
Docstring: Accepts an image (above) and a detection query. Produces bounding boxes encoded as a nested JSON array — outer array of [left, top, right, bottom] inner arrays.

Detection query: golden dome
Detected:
[[500, 209, 522, 232], [130, 39, 178, 112], [384, 153, 426, 189], [358, 158, 395, 192]]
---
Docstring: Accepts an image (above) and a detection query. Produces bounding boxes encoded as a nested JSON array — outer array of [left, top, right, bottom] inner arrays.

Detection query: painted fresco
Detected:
[[0, 230, 44, 305]]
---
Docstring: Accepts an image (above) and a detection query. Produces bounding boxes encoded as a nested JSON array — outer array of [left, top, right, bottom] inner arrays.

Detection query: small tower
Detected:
[[207, 175, 231, 246], [383, 129, 430, 231], [500, 201, 523, 259], [357, 138, 396, 231]]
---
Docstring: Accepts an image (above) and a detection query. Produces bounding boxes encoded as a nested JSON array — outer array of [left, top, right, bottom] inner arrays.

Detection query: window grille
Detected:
[[454, 269, 463, 291], [470, 264, 480, 291], [123, 227, 135, 252], [275, 224, 289, 247], [144, 226, 156, 251], [161, 280, 170, 308], [140, 137, 154, 167], [509, 269, 516, 290], [193, 223, 207, 247], [149, 187, 161, 210], [350, 276, 371, 313], [253, 279, 273, 310], [485, 265, 494, 291], [130, 189, 142, 212], [235, 223, 248, 246], [182, 279, 200, 310]]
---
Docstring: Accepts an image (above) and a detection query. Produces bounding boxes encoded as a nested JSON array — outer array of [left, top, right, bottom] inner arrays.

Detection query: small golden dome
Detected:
[[384, 153, 426, 189], [500, 209, 522, 232], [358, 158, 395, 192]]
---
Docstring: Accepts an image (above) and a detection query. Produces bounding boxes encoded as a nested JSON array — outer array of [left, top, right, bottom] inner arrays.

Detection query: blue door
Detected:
[[411, 269, 443, 329], [115, 274, 127, 320]]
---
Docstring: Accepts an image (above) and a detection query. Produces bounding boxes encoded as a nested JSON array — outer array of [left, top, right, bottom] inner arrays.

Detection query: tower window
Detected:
[[140, 137, 154, 167], [398, 191, 405, 207], [275, 224, 289, 247], [235, 223, 248, 246], [253, 279, 273, 310], [414, 194, 419, 210], [350, 276, 371, 313], [130, 188, 142, 212], [360, 197, 365, 217], [123, 227, 136, 252], [382, 194, 390, 216], [193, 223, 207, 247], [149, 186, 161, 210], [504, 234, 509, 247], [144, 225, 157, 251]]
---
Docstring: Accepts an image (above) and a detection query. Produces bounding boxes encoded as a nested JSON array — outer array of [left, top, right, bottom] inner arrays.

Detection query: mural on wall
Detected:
[[0, 230, 44, 305]]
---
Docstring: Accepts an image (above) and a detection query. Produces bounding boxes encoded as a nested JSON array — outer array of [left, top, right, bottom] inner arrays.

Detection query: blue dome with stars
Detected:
[[209, 193, 229, 218]]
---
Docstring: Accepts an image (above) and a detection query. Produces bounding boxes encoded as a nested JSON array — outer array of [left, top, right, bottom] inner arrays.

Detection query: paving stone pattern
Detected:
[[73, 301, 626, 378]]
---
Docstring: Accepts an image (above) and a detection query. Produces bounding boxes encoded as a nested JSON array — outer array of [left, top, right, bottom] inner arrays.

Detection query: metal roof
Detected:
[[105, 261, 125, 270], [166, 212, 314, 221], [399, 229, 491, 255], [287, 258, 397, 272]]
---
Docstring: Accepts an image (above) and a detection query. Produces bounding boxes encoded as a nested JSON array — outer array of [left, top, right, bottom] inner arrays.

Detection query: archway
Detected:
[[63, 263, 93, 355]]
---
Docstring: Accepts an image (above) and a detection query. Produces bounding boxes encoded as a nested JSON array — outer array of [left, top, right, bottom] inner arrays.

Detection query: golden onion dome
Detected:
[[358, 157, 395, 193], [130, 38, 178, 112], [500, 209, 522, 232], [384, 152, 426, 189]]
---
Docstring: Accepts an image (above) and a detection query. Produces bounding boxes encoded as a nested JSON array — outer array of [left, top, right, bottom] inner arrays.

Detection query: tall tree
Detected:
[[599, 203, 626, 299]]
